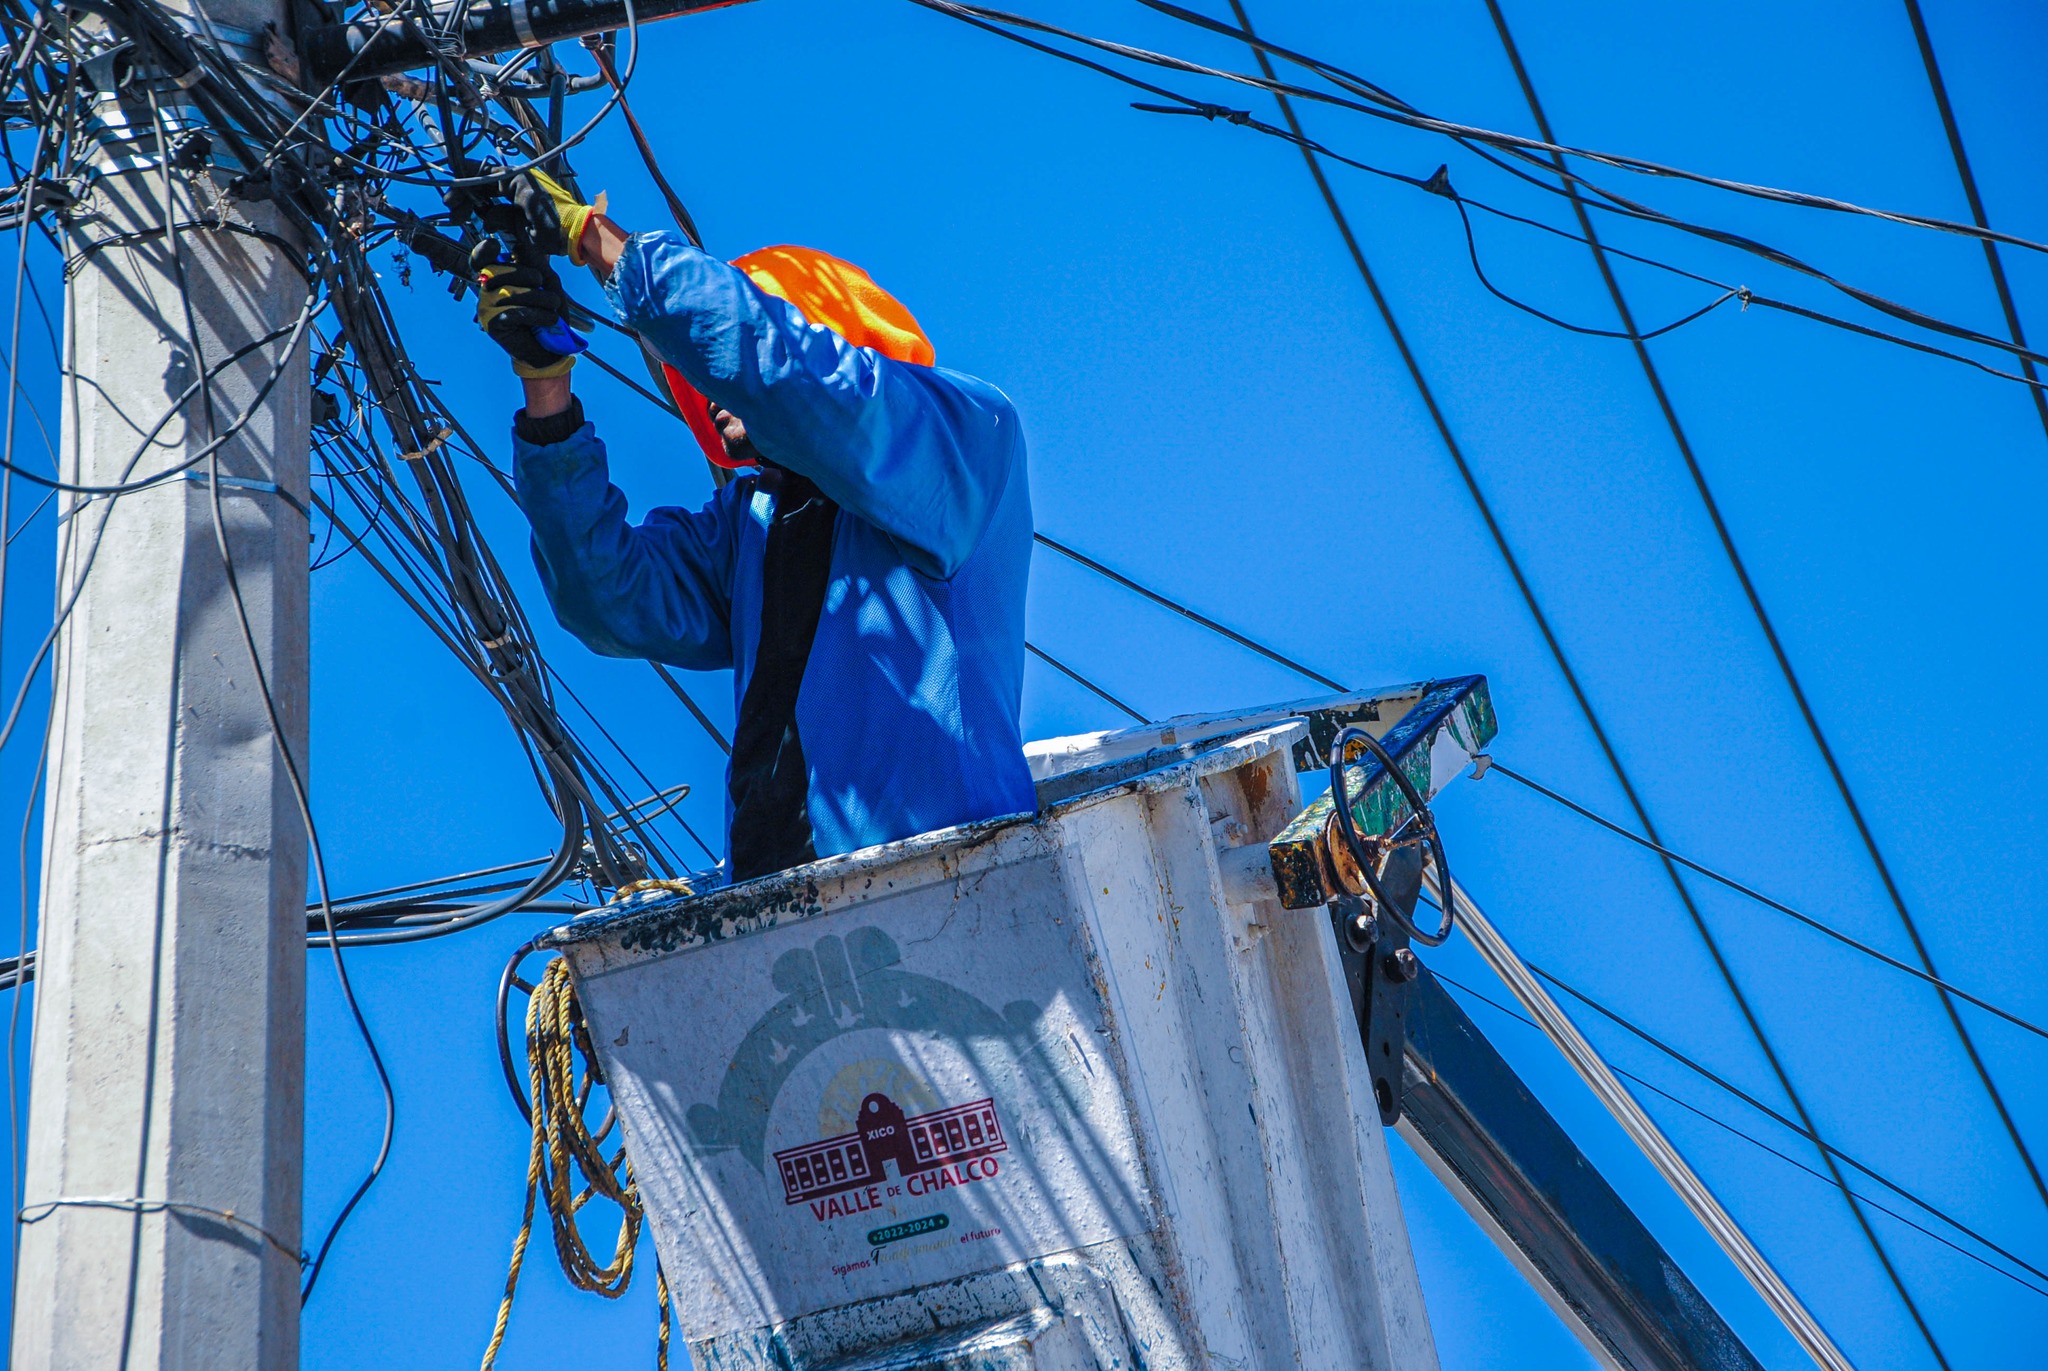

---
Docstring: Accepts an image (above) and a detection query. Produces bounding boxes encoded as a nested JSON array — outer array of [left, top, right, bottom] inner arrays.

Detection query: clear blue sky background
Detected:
[[5, 0, 2047, 1366]]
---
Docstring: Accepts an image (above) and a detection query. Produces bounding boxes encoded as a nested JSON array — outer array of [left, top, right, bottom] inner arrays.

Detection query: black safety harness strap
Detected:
[[727, 469, 839, 882]]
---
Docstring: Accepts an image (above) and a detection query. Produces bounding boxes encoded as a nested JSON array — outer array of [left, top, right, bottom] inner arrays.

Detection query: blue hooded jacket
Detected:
[[511, 231, 1037, 870]]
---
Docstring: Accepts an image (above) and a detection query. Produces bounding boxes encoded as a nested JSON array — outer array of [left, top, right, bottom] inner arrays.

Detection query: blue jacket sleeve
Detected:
[[512, 417, 741, 669], [605, 231, 1020, 580]]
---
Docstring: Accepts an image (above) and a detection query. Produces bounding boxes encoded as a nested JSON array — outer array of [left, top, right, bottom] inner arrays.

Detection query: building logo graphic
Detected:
[[686, 926, 1046, 1176], [774, 1091, 1008, 1207]]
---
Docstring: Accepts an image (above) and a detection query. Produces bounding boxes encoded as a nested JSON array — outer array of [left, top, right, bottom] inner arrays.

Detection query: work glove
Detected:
[[508, 168, 604, 267], [473, 240, 578, 379]]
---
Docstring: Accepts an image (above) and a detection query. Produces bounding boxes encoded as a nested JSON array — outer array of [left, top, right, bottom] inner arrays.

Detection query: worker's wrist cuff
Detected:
[[512, 351, 577, 381], [564, 205, 596, 267], [515, 394, 584, 445]]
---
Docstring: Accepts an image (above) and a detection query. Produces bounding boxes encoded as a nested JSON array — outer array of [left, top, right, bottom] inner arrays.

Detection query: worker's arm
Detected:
[[584, 229, 1019, 581], [511, 396, 742, 667]]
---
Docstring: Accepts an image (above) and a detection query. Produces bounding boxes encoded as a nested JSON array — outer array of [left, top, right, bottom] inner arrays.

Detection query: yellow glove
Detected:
[[513, 169, 606, 267], [474, 249, 577, 379]]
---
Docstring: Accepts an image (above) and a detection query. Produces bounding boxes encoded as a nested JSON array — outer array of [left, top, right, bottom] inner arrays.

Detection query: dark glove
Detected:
[[507, 167, 600, 266], [472, 240, 578, 379]]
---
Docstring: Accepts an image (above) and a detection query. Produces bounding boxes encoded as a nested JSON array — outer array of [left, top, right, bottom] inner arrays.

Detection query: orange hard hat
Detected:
[[664, 245, 936, 470]]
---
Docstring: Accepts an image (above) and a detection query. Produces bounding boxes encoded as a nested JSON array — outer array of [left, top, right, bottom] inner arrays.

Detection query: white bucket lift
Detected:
[[545, 680, 1497, 1371]]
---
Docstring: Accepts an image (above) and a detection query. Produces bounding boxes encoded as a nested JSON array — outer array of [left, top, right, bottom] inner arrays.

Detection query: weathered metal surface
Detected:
[[551, 725, 1439, 1371], [817, 1308, 1096, 1370], [1399, 968, 1763, 1371], [1267, 677, 1496, 909], [1023, 682, 1438, 785]]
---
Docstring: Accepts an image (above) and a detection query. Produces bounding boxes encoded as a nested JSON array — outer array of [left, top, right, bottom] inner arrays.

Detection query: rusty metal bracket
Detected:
[[1266, 676, 1495, 909]]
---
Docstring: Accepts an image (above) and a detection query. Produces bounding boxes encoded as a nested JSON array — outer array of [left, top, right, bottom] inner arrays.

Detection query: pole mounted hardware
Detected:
[[1319, 724, 1453, 1126], [1263, 675, 1493, 910]]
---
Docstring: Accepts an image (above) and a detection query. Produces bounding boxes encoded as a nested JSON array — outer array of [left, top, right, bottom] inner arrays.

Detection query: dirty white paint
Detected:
[[554, 723, 1439, 1371]]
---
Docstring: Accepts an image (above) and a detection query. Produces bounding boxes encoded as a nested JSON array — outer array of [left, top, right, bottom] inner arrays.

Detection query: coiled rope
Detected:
[[481, 956, 671, 1370]]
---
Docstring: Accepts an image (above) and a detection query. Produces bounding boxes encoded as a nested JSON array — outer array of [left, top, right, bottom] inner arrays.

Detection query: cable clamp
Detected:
[[178, 470, 312, 524], [1469, 752, 1493, 780], [510, 0, 541, 48]]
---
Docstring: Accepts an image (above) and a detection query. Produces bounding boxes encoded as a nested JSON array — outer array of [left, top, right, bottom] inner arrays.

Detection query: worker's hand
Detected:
[[509, 168, 602, 267], [473, 241, 577, 379]]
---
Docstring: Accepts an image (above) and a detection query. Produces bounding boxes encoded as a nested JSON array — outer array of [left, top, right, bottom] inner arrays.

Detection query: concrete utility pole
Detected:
[[13, 1, 311, 1365]]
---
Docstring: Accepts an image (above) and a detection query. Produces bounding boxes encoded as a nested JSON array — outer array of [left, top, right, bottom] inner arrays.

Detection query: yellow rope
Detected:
[[658, 1265, 672, 1369], [610, 876, 696, 901], [481, 958, 670, 1370]]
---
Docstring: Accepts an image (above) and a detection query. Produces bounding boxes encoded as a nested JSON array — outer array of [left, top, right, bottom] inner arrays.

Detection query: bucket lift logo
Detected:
[[774, 1092, 1008, 1206]]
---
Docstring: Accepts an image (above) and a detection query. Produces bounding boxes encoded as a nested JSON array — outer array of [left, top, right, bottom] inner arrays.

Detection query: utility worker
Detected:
[[474, 175, 1036, 883]]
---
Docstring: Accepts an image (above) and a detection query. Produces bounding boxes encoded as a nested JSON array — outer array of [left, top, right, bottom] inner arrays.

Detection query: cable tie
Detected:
[[476, 629, 516, 650], [396, 429, 450, 464]]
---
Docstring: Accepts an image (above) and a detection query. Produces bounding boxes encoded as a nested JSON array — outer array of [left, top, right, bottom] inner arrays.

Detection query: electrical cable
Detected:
[[648, 661, 730, 756], [585, 33, 700, 247], [1430, 967, 2048, 1299], [497, 935, 544, 1121], [1025, 640, 1147, 724], [4, 708, 47, 1283], [1329, 723, 1452, 945], [0, 2, 703, 1308], [0, 94, 46, 1278], [1480, 3, 2047, 1320], [1899, 0, 2048, 442], [1126, 94, 2048, 394], [1216, 4, 1905, 1360], [912, 0, 2048, 387], [1480, 758, 2048, 1042], [1106, 0, 2048, 258], [1033, 532, 1344, 690], [1439, 873, 1856, 1371]]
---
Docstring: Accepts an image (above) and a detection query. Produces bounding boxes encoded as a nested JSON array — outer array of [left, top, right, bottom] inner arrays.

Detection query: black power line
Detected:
[[1223, 0, 1944, 1357], [1900, 0, 2048, 443], [1430, 967, 2048, 1299], [1483, 758, 2048, 1041], [915, 0, 2048, 395], [1033, 533, 1345, 690], [1026, 640, 1148, 723], [1479, 5, 2038, 1352], [913, 0, 2048, 378]]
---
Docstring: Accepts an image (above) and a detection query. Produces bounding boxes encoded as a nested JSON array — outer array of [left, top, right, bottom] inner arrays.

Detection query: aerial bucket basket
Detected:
[[532, 680, 1496, 1370]]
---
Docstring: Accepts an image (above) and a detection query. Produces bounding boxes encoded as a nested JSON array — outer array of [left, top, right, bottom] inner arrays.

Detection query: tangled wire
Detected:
[[0, 0, 716, 941]]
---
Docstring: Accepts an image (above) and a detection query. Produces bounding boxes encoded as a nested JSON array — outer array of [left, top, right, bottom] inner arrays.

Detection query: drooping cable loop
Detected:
[[1327, 724, 1453, 946]]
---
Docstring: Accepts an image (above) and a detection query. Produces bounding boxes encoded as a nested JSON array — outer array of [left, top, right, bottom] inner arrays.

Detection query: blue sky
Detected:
[[7, 0, 2048, 1367]]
